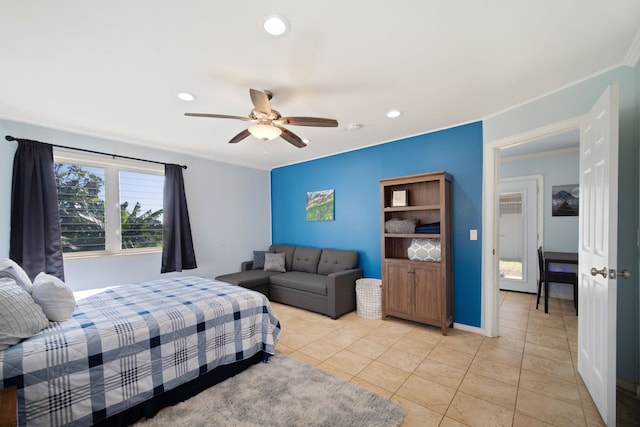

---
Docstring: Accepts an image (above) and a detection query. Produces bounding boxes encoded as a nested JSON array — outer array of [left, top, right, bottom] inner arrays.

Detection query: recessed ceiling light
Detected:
[[386, 110, 401, 118], [177, 92, 196, 102], [263, 15, 289, 36], [347, 123, 362, 131], [302, 138, 311, 144]]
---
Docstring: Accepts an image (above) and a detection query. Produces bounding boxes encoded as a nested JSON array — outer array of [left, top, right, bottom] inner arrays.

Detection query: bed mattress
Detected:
[[0, 276, 281, 426]]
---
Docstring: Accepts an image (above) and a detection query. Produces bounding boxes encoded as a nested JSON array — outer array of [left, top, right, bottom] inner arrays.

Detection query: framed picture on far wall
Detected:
[[552, 184, 579, 216], [306, 189, 335, 221]]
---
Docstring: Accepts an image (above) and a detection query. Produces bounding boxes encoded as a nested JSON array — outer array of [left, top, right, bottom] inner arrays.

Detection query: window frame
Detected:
[[54, 149, 164, 258]]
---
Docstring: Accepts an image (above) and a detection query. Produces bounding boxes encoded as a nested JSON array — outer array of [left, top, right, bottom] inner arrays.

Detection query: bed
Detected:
[[0, 276, 281, 426]]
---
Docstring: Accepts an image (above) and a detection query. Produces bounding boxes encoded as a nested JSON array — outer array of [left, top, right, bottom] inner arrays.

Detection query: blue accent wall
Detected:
[[271, 121, 483, 327]]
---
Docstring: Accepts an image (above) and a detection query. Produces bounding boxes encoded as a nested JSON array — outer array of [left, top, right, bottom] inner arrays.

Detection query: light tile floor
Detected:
[[272, 292, 614, 427]]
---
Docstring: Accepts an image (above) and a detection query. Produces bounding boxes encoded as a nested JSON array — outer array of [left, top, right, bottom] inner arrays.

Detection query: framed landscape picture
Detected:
[[306, 189, 334, 221], [552, 184, 579, 216]]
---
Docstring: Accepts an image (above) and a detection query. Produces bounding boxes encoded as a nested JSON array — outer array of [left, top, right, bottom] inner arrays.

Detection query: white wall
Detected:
[[0, 118, 272, 291], [501, 150, 579, 299], [502, 151, 579, 252]]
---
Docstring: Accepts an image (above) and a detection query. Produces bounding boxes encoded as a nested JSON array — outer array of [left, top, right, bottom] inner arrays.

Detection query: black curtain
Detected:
[[10, 140, 65, 281], [161, 164, 197, 273]]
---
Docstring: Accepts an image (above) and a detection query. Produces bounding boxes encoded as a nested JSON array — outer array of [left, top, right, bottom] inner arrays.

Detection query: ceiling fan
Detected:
[[185, 88, 339, 148]]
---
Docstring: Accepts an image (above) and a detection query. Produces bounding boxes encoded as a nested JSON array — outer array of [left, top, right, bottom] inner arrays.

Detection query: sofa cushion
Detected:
[[269, 272, 328, 296], [317, 249, 359, 275], [269, 245, 296, 271], [264, 252, 286, 272], [291, 246, 322, 274], [215, 270, 280, 288]]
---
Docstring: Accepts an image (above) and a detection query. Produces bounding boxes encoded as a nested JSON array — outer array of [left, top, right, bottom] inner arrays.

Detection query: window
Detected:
[[56, 163, 106, 252], [119, 170, 164, 250], [54, 151, 164, 256]]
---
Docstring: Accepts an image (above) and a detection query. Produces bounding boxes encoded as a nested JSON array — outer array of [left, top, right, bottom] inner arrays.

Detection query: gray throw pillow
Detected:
[[0, 280, 50, 350], [252, 250, 271, 270], [264, 252, 286, 273], [0, 258, 33, 292]]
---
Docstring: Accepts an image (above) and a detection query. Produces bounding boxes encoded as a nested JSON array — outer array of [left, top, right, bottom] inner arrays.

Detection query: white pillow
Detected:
[[0, 280, 50, 350], [32, 273, 76, 322], [0, 258, 33, 292]]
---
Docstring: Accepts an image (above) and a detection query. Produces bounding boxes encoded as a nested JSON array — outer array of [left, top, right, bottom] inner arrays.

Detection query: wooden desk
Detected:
[[0, 386, 17, 427], [544, 251, 578, 314]]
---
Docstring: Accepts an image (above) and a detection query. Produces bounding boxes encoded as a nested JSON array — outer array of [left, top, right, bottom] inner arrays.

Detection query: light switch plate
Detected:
[[470, 229, 478, 240]]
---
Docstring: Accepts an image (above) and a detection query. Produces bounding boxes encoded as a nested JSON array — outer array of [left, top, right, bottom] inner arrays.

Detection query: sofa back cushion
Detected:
[[291, 246, 322, 274], [318, 249, 359, 275], [269, 245, 296, 271]]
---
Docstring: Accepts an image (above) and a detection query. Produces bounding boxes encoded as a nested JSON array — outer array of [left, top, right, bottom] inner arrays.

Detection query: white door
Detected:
[[577, 84, 618, 426], [499, 178, 538, 293]]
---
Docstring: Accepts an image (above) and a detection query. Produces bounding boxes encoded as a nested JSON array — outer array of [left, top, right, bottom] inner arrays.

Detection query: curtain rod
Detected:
[[5, 135, 187, 169]]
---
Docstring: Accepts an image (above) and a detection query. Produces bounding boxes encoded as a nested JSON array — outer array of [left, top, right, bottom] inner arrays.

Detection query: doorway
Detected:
[[499, 177, 541, 294], [482, 118, 582, 337]]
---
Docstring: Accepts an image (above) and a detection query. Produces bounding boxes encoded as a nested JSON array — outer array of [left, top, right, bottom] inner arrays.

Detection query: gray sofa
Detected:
[[215, 244, 363, 319]]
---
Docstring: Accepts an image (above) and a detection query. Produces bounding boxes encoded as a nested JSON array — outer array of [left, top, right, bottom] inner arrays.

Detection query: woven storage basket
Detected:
[[355, 278, 382, 319]]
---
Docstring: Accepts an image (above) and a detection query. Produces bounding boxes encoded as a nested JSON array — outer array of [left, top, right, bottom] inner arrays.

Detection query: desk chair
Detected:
[[536, 247, 579, 314], [536, 247, 544, 309]]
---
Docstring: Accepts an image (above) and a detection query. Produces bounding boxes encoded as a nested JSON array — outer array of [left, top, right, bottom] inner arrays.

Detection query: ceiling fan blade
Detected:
[[278, 127, 307, 148], [249, 89, 272, 115], [279, 116, 338, 127], [228, 129, 251, 144], [185, 113, 252, 121]]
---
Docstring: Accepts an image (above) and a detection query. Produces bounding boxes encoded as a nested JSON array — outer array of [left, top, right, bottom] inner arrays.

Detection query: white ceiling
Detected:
[[500, 129, 580, 159], [1, 1, 638, 170]]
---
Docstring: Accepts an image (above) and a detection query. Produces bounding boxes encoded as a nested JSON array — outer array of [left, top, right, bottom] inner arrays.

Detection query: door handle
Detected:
[[590, 267, 607, 278]]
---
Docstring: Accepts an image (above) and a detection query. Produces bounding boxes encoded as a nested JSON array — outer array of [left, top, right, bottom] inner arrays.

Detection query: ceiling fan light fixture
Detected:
[[248, 123, 282, 141], [263, 15, 289, 36], [185, 88, 336, 148]]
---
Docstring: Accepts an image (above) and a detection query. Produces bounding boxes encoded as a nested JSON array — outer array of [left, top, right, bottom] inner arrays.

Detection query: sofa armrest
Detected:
[[241, 261, 253, 271], [326, 268, 363, 319]]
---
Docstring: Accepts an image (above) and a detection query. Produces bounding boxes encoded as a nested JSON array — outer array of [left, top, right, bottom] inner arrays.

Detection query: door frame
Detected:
[[482, 117, 582, 337], [498, 175, 543, 293]]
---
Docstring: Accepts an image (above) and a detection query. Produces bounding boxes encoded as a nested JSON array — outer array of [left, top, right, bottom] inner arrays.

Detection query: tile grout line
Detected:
[[512, 297, 530, 427]]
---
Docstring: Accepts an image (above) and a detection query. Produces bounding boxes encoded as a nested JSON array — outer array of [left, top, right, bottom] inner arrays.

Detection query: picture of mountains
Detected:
[[306, 189, 335, 221], [552, 184, 579, 216]]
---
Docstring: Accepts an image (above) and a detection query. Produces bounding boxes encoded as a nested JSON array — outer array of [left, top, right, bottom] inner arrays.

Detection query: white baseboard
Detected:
[[453, 322, 485, 336]]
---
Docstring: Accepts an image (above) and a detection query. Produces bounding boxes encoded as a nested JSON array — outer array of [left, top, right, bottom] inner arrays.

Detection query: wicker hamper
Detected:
[[355, 278, 382, 319]]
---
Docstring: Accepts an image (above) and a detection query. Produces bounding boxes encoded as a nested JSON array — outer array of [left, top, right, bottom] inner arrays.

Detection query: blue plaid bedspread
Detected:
[[0, 276, 281, 426]]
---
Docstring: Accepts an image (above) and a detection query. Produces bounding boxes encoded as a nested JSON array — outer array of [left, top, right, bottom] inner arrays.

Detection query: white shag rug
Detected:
[[138, 354, 405, 427]]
